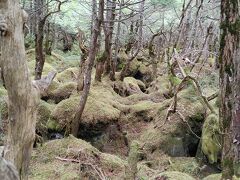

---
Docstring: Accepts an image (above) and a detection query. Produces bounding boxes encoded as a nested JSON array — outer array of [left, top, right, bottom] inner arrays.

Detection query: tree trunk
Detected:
[[71, 0, 104, 137], [102, 0, 116, 79], [0, 157, 19, 180], [113, 0, 123, 79], [0, 1, 39, 179], [34, 0, 45, 80], [120, 0, 145, 81], [35, 20, 45, 80], [219, 0, 240, 179]]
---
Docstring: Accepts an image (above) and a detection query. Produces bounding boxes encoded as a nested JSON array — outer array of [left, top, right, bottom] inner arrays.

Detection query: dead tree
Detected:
[[71, 0, 104, 137], [0, 1, 39, 179], [0, 2, 57, 178]]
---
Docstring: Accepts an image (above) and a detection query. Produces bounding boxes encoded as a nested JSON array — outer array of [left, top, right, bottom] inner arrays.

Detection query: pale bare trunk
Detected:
[[0, 1, 39, 179]]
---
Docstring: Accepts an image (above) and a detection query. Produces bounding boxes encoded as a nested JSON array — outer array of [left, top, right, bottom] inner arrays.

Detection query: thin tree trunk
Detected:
[[0, 1, 39, 179], [71, 0, 104, 137], [113, 0, 123, 78], [35, 20, 45, 80], [219, 0, 240, 179], [120, 0, 145, 81]]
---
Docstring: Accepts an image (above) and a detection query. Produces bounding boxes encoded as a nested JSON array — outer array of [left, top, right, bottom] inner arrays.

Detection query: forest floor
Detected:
[[0, 50, 222, 180]]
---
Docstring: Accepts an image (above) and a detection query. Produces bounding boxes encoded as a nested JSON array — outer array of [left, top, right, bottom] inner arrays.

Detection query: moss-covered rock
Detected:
[[48, 82, 77, 103], [147, 75, 170, 94], [202, 173, 221, 180], [153, 171, 195, 180], [30, 135, 126, 180], [50, 85, 122, 132], [168, 157, 200, 176], [128, 58, 153, 84], [55, 67, 78, 83], [201, 114, 221, 164], [46, 80, 60, 94], [36, 100, 55, 138], [123, 77, 145, 95]]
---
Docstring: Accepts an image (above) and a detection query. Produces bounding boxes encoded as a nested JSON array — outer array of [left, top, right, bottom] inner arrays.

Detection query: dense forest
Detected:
[[0, 0, 239, 179]]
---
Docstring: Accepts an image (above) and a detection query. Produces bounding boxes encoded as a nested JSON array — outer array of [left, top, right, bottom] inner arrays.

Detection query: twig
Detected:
[[55, 156, 107, 180], [176, 110, 200, 139]]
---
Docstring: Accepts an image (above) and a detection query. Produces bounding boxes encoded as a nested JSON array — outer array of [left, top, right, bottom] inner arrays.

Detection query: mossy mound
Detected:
[[153, 171, 195, 180], [202, 173, 221, 180], [168, 157, 200, 176], [201, 114, 221, 164], [48, 82, 77, 103], [36, 100, 55, 139], [123, 77, 145, 95], [45, 80, 60, 96], [147, 75, 170, 94], [129, 58, 153, 84], [49, 85, 122, 132], [55, 67, 78, 83], [30, 135, 126, 179]]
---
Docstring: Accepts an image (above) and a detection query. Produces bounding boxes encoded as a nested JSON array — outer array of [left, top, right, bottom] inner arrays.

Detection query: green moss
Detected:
[[30, 135, 126, 180], [46, 80, 60, 95], [131, 101, 157, 112], [0, 97, 8, 121], [168, 157, 200, 176], [46, 119, 62, 131], [0, 87, 7, 98], [51, 85, 122, 130], [169, 75, 181, 86], [147, 75, 170, 94], [123, 77, 145, 94], [28, 61, 57, 76], [154, 171, 195, 180], [49, 82, 77, 102], [55, 67, 78, 83], [126, 140, 141, 180], [96, 51, 107, 62], [202, 173, 221, 180], [36, 100, 55, 136], [201, 114, 221, 164]]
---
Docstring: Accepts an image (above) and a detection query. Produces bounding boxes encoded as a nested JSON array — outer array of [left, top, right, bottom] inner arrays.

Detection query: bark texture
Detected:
[[219, 0, 240, 178], [0, 157, 19, 180], [0, 1, 39, 179]]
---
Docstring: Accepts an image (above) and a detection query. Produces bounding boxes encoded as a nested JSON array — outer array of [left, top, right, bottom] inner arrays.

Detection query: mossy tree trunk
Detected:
[[102, 0, 116, 80], [71, 0, 104, 137], [219, 0, 240, 179], [77, 29, 88, 91], [0, 0, 39, 179]]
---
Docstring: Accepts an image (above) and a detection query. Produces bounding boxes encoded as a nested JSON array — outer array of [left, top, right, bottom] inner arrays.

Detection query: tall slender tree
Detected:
[[219, 0, 240, 179], [71, 0, 105, 137]]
